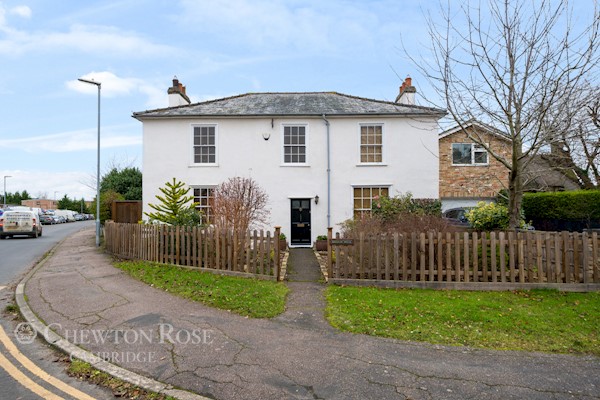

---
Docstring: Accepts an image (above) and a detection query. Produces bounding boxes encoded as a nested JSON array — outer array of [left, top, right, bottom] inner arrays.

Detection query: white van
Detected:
[[53, 209, 76, 222], [0, 210, 43, 239]]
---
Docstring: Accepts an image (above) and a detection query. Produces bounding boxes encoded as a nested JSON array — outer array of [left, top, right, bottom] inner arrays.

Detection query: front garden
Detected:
[[326, 286, 600, 355]]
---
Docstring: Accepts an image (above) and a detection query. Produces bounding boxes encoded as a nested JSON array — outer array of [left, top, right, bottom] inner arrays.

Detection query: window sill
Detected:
[[189, 164, 219, 168], [451, 164, 489, 167], [356, 163, 388, 167], [280, 164, 311, 167]]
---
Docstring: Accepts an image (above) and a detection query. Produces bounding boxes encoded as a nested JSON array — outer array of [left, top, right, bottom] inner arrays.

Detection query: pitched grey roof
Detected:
[[133, 92, 445, 119]]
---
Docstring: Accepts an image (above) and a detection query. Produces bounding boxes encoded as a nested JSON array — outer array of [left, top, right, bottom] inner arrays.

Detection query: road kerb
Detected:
[[14, 230, 211, 400]]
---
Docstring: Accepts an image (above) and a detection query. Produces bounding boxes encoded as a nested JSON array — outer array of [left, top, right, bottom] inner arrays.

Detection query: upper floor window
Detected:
[[360, 124, 383, 163], [193, 125, 216, 164], [452, 143, 488, 165], [283, 125, 307, 164]]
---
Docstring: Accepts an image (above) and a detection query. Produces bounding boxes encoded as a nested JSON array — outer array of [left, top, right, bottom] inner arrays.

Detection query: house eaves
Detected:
[[439, 119, 512, 142], [133, 92, 446, 121]]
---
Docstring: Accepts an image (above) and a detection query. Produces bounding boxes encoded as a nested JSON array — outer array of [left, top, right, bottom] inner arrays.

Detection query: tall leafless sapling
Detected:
[[212, 177, 270, 235]]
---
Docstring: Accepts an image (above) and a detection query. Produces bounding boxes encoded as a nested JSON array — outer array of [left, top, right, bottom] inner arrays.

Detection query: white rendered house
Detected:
[[134, 78, 445, 247]]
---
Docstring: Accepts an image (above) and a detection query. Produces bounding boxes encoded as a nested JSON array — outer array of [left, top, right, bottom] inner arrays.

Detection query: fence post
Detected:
[[327, 227, 333, 279], [275, 226, 281, 281]]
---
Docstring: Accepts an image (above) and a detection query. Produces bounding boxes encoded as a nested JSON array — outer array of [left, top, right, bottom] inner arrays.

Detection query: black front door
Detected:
[[290, 199, 311, 246]]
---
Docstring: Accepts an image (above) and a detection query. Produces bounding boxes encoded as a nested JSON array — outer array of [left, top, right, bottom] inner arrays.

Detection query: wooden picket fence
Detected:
[[328, 230, 600, 290], [104, 222, 282, 280]]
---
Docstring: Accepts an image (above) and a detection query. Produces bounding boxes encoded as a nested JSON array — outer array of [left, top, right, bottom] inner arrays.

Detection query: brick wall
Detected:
[[439, 127, 512, 199], [21, 199, 58, 210]]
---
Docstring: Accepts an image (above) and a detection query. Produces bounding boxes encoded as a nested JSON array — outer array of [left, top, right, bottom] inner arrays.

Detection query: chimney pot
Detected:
[[395, 74, 416, 105], [168, 76, 191, 107]]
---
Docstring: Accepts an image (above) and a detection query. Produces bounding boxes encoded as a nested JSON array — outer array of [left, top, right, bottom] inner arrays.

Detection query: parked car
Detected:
[[40, 214, 54, 225], [74, 213, 84, 221], [51, 215, 66, 224], [442, 207, 473, 227], [0, 210, 43, 239]]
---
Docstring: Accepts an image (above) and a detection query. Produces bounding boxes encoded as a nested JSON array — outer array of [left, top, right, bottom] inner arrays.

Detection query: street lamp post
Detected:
[[78, 78, 101, 247], [3, 175, 12, 208]]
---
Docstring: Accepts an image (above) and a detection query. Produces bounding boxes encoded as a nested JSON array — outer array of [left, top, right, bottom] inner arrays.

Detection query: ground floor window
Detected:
[[353, 186, 389, 218], [193, 187, 214, 224]]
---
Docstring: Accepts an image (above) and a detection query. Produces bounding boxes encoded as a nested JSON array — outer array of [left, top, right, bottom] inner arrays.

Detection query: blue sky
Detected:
[[0, 1, 593, 201], [1, 0, 435, 201]]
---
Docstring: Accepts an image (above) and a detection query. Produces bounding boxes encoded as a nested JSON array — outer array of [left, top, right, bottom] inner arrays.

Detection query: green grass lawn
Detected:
[[326, 286, 600, 355], [115, 261, 288, 318]]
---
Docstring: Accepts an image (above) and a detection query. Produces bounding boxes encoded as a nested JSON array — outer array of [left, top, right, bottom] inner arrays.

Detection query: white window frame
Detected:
[[451, 143, 489, 166], [358, 123, 385, 165], [281, 123, 309, 166], [191, 186, 215, 224], [351, 185, 391, 218], [191, 124, 218, 166]]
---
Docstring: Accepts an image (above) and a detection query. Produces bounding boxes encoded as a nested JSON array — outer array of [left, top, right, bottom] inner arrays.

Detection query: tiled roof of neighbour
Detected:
[[133, 92, 445, 119]]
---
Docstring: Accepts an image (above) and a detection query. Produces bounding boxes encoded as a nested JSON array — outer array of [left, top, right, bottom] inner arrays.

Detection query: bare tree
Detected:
[[546, 83, 600, 188], [412, 0, 600, 227], [212, 177, 270, 234]]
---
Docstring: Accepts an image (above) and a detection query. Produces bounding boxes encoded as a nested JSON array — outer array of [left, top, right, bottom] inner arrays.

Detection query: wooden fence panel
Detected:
[[104, 223, 280, 278], [324, 229, 600, 289]]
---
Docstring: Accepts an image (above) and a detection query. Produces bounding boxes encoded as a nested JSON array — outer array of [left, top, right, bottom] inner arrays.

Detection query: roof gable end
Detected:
[[439, 120, 511, 142]]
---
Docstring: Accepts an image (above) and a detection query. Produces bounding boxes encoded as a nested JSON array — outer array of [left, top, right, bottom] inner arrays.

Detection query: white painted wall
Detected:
[[142, 115, 439, 245]]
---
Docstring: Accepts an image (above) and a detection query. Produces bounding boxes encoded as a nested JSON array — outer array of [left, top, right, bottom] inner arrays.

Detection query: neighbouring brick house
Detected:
[[21, 199, 59, 210], [439, 120, 512, 211]]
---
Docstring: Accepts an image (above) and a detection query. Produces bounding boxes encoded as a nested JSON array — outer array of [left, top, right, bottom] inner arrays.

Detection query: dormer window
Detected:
[[452, 143, 488, 165]]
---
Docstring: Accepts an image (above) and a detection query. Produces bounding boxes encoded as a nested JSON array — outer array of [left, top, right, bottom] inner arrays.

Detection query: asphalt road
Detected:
[[0, 220, 94, 286], [0, 220, 116, 400]]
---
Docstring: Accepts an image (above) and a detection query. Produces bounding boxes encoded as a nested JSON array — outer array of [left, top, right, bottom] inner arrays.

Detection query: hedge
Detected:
[[523, 191, 600, 231]]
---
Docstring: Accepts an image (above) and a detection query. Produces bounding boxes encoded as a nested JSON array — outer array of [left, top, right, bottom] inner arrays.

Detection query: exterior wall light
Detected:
[[262, 132, 271, 141], [314, 195, 319, 204]]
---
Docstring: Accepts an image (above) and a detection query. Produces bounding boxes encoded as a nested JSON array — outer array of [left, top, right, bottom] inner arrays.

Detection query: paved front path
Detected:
[[25, 229, 600, 399]]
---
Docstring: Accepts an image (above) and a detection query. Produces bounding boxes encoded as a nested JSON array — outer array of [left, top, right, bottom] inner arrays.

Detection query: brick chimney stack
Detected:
[[395, 76, 416, 105], [168, 76, 191, 107]]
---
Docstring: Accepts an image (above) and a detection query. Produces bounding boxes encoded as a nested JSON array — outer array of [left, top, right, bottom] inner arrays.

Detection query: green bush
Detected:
[[523, 191, 600, 220], [372, 192, 441, 221], [171, 207, 204, 226], [466, 202, 510, 231]]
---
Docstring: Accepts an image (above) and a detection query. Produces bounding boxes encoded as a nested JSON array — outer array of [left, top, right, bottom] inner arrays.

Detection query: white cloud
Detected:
[[177, 0, 376, 54], [0, 124, 142, 153], [139, 84, 168, 109], [0, 22, 177, 57], [67, 71, 139, 98], [66, 71, 169, 107], [0, 169, 96, 200], [9, 5, 31, 18]]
